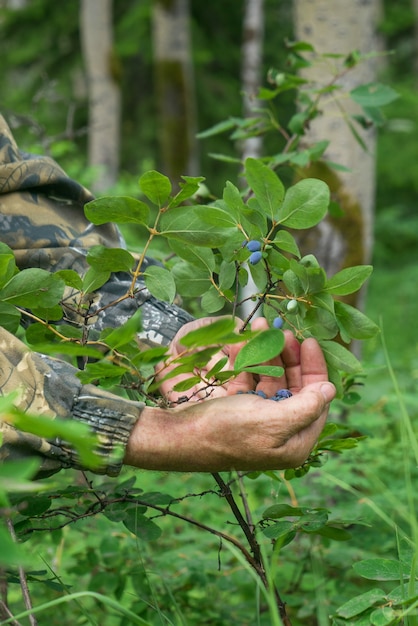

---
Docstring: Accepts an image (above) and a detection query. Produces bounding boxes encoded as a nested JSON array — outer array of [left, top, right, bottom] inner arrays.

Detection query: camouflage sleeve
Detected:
[[0, 326, 143, 478], [0, 113, 194, 477], [0, 113, 194, 346]]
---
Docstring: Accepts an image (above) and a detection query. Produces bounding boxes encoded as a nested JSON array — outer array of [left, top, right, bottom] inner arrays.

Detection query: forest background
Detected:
[[0, 0, 418, 625]]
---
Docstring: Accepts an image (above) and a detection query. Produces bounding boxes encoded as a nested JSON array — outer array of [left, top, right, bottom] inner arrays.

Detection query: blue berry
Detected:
[[272, 389, 293, 401], [255, 390, 267, 399], [272, 316, 284, 329], [249, 251, 262, 265], [246, 240, 262, 252]]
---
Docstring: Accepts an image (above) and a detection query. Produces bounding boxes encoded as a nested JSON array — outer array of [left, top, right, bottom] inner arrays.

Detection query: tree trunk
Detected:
[[80, 0, 121, 193], [240, 0, 265, 320], [292, 0, 382, 276], [413, 0, 418, 78], [241, 0, 265, 161], [152, 0, 198, 187]]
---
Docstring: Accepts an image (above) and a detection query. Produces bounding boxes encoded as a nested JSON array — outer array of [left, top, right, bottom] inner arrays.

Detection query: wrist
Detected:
[[123, 405, 197, 471]]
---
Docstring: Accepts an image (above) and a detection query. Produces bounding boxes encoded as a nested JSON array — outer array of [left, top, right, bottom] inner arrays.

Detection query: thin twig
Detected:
[[0, 600, 21, 626], [6, 519, 38, 626], [237, 471, 255, 533], [212, 473, 292, 625]]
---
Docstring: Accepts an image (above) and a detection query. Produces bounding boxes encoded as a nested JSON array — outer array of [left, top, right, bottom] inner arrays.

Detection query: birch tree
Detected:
[[240, 0, 265, 319], [241, 0, 265, 161], [152, 0, 198, 186], [292, 0, 383, 280], [80, 0, 121, 193]]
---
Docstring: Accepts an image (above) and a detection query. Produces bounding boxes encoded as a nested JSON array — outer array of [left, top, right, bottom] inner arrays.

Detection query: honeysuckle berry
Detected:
[[272, 316, 284, 329], [286, 299, 298, 313], [246, 240, 262, 252], [249, 250, 262, 265], [273, 389, 293, 400]]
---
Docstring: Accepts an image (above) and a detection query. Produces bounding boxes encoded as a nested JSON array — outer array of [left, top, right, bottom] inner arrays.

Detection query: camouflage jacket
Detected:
[[0, 113, 193, 478]]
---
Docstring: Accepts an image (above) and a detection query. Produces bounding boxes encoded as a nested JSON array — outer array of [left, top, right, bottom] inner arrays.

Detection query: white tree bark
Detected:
[[80, 0, 121, 193], [413, 0, 418, 76], [240, 0, 265, 320], [241, 0, 265, 161], [293, 0, 382, 268]]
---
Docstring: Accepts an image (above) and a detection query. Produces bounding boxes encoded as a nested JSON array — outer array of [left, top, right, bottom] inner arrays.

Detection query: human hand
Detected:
[[125, 332, 336, 472], [157, 316, 289, 404]]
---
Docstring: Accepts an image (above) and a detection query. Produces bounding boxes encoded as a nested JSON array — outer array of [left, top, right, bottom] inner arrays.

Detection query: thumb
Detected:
[[299, 381, 336, 404]]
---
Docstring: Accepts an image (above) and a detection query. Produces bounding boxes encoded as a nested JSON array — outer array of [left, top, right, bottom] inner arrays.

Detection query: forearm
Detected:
[[0, 328, 142, 478]]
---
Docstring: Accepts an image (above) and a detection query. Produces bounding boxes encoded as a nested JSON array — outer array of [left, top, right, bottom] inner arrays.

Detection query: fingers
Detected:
[[272, 382, 336, 466]]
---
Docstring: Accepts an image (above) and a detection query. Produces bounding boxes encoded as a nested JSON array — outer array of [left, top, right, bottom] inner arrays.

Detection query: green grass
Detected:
[[5, 262, 418, 626]]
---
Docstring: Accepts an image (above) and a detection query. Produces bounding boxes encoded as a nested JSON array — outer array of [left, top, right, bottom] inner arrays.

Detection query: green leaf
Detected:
[[370, 606, 398, 625], [102, 310, 142, 349], [0, 301, 21, 333], [0, 252, 17, 288], [179, 318, 245, 348], [160, 205, 233, 246], [326, 265, 373, 295], [196, 204, 240, 228], [87, 246, 135, 272], [336, 588, 387, 619], [279, 178, 330, 229], [272, 230, 300, 257], [316, 525, 352, 541], [196, 117, 239, 138], [263, 504, 305, 519], [262, 520, 296, 540], [335, 301, 380, 340], [172, 262, 211, 297], [29, 305, 63, 322], [206, 356, 229, 379], [201, 286, 225, 313], [85, 196, 150, 225], [241, 365, 284, 377], [168, 175, 206, 208], [350, 82, 399, 108], [244, 157, 285, 221], [143, 265, 176, 303], [218, 260, 237, 290], [282, 269, 305, 297], [234, 329, 285, 371], [139, 170, 171, 206], [310, 291, 335, 315], [20, 495, 52, 516], [299, 509, 329, 532], [169, 240, 216, 271], [173, 376, 202, 392], [353, 559, 409, 581], [303, 306, 339, 340], [54, 269, 83, 290], [82, 267, 110, 293], [387, 580, 418, 605], [123, 510, 162, 542], [222, 180, 247, 218], [320, 340, 362, 374], [77, 360, 127, 384], [0, 269, 65, 308]]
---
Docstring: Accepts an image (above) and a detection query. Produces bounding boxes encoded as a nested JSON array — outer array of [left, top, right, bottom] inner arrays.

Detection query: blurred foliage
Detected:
[[1, 0, 417, 266], [1, 1, 418, 624], [0, 0, 292, 192]]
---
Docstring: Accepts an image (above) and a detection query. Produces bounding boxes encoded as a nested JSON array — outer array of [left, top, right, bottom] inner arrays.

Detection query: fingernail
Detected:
[[320, 383, 336, 403]]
